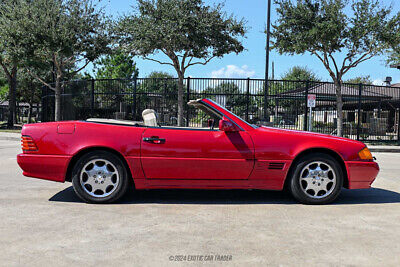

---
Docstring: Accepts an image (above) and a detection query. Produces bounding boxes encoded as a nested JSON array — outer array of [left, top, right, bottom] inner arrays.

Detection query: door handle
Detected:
[[143, 136, 166, 144]]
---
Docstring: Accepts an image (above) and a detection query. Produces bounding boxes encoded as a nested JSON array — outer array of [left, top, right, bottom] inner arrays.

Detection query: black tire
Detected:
[[289, 153, 343, 205], [72, 151, 130, 204]]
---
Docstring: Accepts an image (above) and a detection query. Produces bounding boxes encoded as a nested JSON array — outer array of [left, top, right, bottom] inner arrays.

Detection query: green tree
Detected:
[[345, 75, 373, 85], [385, 13, 400, 67], [146, 71, 174, 80], [0, 0, 33, 127], [93, 51, 139, 80], [90, 51, 139, 116], [25, 0, 110, 121], [17, 67, 50, 123], [135, 71, 177, 122], [281, 66, 320, 81], [271, 0, 400, 136], [138, 71, 176, 99], [388, 50, 400, 68], [115, 0, 247, 126]]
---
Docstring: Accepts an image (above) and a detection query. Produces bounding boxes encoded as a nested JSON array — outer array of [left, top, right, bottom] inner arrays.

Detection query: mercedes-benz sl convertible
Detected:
[[17, 98, 379, 204]]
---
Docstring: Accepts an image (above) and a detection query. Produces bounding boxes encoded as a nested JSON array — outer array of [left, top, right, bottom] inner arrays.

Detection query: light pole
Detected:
[[264, 0, 272, 122]]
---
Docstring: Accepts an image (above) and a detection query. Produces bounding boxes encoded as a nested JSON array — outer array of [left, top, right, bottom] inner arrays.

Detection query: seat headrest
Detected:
[[142, 109, 158, 126], [142, 109, 155, 116]]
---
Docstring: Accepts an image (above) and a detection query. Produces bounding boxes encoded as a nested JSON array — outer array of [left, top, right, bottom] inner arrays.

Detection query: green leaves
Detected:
[[344, 75, 373, 84], [115, 0, 247, 73], [385, 13, 400, 66], [93, 51, 139, 80], [272, 0, 397, 63], [281, 66, 320, 81], [272, 0, 347, 55], [24, 0, 110, 74]]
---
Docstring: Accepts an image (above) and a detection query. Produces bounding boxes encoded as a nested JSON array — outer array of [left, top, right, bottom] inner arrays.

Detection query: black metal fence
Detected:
[[41, 78, 400, 142], [0, 104, 40, 124]]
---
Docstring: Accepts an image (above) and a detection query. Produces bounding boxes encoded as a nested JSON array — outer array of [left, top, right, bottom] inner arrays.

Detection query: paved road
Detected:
[[1, 138, 400, 266]]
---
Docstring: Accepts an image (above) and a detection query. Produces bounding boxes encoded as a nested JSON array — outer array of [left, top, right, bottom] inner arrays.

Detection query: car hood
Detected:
[[257, 126, 365, 145], [252, 126, 368, 161]]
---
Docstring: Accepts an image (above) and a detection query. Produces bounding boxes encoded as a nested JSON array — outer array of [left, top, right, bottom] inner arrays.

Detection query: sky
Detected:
[[96, 0, 400, 85]]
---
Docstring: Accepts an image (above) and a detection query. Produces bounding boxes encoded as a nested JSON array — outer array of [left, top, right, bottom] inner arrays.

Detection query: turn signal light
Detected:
[[358, 147, 373, 160], [21, 136, 38, 152]]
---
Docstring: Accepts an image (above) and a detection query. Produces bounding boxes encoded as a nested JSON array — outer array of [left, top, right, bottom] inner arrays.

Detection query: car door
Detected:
[[140, 127, 254, 180]]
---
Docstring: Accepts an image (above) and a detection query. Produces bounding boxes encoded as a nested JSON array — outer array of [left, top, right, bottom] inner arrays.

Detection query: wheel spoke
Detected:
[[84, 178, 95, 188], [92, 181, 105, 193], [319, 181, 329, 192], [300, 176, 313, 183], [101, 177, 114, 191], [305, 181, 318, 194]]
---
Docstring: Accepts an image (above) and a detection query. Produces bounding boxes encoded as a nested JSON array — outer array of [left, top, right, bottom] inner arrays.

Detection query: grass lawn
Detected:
[[0, 121, 22, 133], [0, 129, 21, 133]]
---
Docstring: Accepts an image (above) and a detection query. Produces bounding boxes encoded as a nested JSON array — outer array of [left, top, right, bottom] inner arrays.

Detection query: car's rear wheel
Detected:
[[289, 153, 343, 204], [72, 151, 130, 203]]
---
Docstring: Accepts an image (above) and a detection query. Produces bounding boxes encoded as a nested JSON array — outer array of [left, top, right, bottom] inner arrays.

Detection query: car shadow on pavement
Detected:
[[49, 186, 400, 205]]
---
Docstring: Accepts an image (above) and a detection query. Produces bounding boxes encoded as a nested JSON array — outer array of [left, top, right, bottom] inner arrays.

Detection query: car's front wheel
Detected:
[[289, 153, 343, 204], [72, 151, 130, 203]]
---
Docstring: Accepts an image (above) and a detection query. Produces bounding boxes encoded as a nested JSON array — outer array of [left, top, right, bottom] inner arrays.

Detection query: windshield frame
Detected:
[[204, 99, 258, 130]]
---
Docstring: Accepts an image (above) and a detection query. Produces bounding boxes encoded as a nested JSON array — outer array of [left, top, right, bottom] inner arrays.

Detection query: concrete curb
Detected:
[[369, 147, 400, 153]]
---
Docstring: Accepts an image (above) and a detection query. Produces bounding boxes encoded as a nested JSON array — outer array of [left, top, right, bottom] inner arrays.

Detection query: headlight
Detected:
[[358, 147, 373, 160]]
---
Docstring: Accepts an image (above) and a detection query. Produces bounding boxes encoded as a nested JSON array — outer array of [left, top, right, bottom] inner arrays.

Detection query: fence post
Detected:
[[246, 77, 250, 121], [357, 83, 362, 141], [41, 86, 47, 122], [90, 79, 95, 116], [186, 77, 190, 127], [304, 81, 309, 131], [132, 77, 137, 120], [264, 79, 269, 122], [397, 106, 400, 145], [397, 90, 400, 145]]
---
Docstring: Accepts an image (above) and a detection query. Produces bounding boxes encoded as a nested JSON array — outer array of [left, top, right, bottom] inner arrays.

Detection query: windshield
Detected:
[[206, 99, 258, 129]]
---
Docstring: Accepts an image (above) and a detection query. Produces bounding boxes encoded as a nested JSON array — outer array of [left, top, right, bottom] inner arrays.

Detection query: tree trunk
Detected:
[[335, 81, 344, 137], [54, 74, 62, 121], [7, 67, 17, 129], [177, 72, 184, 127]]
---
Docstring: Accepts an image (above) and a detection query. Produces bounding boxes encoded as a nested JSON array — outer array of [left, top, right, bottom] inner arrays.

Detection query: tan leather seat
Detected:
[[142, 109, 158, 127]]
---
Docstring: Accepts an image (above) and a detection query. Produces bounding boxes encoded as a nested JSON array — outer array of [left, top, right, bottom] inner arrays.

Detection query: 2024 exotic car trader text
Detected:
[[17, 98, 379, 204]]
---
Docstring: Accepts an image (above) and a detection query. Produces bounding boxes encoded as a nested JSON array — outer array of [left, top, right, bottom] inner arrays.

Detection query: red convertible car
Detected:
[[17, 98, 379, 204]]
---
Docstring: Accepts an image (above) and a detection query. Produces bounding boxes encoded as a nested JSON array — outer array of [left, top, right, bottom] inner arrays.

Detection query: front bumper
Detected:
[[17, 153, 71, 182], [345, 161, 379, 189]]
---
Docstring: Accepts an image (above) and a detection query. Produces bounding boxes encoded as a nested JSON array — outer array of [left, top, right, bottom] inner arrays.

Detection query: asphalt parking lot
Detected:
[[1, 137, 400, 266]]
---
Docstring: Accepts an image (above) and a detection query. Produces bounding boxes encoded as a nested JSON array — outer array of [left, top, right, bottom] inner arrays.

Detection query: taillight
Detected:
[[21, 135, 38, 152]]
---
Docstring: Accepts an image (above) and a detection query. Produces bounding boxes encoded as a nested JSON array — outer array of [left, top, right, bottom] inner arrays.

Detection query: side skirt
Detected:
[[137, 179, 284, 190]]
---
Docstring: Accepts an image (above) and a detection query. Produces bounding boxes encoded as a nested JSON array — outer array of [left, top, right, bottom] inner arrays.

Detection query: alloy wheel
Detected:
[[80, 159, 120, 198], [299, 161, 337, 199]]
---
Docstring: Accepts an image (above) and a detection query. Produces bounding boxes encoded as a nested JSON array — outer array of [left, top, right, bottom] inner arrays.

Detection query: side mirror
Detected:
[[219, 118, 239, 132]]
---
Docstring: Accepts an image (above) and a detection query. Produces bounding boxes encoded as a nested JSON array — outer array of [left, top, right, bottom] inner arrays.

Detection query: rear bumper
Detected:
[[17, 153, 71, 182], [345, 161, 379, 189]]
